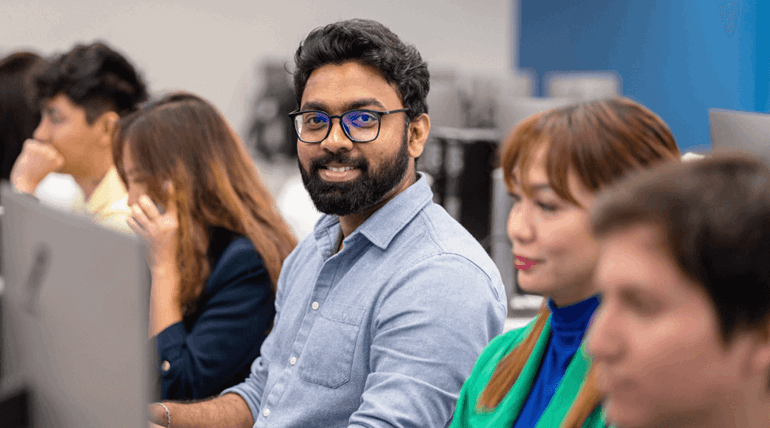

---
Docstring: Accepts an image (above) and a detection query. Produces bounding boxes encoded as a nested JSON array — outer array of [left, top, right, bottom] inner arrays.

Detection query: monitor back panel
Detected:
[[709, 109, 770, 158], [1, 186, 149, 428]]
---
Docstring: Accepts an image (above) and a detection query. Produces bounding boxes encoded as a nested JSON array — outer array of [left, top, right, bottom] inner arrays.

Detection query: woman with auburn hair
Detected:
[[113, 92, 297, 400], [450, 97, 681, 428]]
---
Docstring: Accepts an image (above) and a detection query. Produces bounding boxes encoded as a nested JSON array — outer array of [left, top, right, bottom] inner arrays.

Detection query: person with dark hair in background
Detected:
[[0, 51, 45, 181], [587, 152, 770, 428], [10, 41, 147, 233], [114, 91, 297, 400], [147, 18, 506, 428], [451, 97, 681, 428]]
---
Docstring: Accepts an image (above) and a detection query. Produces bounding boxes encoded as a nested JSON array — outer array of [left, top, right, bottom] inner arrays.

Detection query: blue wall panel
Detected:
[[519, 0, 766, 150]]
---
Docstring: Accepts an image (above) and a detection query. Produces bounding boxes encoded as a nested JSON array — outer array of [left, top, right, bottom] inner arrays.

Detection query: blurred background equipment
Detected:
[[244, 57, 321, 240], [1, 185, 150, 427], [709, 109, 770, 161], [246, 58, 297, 163], [544, 71, 621, 100]]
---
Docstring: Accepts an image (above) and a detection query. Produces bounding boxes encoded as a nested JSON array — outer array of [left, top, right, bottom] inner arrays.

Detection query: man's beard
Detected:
[[299, 131, 410, 216]]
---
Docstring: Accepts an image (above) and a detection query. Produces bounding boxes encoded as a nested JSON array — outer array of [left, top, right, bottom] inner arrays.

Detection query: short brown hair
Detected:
[[592, 152, 770, 342]]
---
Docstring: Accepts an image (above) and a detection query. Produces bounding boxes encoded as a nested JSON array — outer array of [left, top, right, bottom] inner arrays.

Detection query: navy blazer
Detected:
[[154, 227, 275, 400]]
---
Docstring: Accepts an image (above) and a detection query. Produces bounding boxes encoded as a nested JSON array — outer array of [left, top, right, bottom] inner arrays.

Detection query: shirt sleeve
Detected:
[[449, 327, 531, 428], [348, 253, 508, 428], [156, 239, 275, 400]]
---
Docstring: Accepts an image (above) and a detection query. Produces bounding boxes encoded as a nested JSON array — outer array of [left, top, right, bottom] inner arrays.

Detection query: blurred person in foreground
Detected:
[[10, 41, 147, 233], [147, 18, 507, 428], [450, 97, 680, 428], [588, 152, 770, 428], [115, 92, 297, 400]]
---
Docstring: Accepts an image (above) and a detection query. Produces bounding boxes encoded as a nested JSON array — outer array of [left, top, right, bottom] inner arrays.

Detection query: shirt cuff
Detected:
[[221, 385, 260, 423]]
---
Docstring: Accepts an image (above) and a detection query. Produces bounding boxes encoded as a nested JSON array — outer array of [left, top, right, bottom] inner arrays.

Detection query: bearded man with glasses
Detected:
[[147, 18, 506, 428]]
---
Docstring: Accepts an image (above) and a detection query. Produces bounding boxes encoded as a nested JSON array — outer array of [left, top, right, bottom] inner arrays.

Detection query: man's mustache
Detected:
[[309, 152, 368, 174]]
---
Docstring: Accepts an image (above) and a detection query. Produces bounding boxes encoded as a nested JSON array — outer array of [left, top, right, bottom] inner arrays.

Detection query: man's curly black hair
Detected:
[[292, 19, 429, 120], [33, 41, 148, 123]]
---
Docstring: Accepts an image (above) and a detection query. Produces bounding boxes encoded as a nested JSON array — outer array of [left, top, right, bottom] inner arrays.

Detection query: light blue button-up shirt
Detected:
[[224, 174, 507, 427]]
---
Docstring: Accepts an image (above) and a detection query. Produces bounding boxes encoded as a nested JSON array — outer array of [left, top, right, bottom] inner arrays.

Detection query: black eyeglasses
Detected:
[[288, 108, 409, 144]]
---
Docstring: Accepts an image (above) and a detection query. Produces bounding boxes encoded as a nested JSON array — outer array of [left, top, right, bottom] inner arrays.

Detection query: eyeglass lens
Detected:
[[294, 110, 380, 143]]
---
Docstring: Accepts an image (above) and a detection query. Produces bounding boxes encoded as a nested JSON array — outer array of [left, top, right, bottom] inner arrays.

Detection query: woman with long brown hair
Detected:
[[113, 92, 297, 400], [450, 97, 681, 427]]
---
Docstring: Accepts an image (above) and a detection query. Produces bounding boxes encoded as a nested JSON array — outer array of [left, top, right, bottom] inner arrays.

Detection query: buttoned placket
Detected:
[[256, 223, 346, 427]]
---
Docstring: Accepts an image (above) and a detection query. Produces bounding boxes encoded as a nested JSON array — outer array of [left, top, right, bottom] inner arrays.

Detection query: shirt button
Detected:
[[290, 357, 297, 365], [311, 301, 319, 310], [161, 360, 170, 372], [263, 408, 270, 417]]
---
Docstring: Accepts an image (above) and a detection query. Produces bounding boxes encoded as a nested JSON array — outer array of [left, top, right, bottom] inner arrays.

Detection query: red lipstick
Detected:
[[514, 255, 538, 270]]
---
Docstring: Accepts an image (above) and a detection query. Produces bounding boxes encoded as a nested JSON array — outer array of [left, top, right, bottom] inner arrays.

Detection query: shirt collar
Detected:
[[83, 167, 128, 214], [313, 173, 434, 251]]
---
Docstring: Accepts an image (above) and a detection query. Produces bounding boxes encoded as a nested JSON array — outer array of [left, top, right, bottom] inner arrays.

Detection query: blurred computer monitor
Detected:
[[495, 97, 577, 140], [545, 71, 621, 101], [709, 109, 770, 159], [0, 185, 150, 427]]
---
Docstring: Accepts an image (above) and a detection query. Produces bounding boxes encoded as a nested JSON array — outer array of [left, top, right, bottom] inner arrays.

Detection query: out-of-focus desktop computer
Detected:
[[709, 108, 770, 159], [0, 185, 150, 427]]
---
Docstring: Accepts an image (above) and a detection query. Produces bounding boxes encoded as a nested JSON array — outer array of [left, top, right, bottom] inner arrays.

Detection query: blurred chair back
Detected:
[[709, 108, 770, 161], [494, 96, 576, 143], [545, 70, 620, 100]]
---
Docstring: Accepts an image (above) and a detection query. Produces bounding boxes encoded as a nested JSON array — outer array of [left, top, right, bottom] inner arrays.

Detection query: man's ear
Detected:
[[407, 113, 430, 159], [744, 320, 770, 379], [95, 111, 120, 148]]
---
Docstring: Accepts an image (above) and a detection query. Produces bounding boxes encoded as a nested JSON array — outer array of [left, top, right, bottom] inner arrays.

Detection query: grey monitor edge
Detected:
[[0, 184, 151, 428], [709, 108, 770, 158]]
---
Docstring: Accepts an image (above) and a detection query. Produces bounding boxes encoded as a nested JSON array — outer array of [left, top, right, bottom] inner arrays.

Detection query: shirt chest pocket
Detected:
[[298, 302, 366, 389]]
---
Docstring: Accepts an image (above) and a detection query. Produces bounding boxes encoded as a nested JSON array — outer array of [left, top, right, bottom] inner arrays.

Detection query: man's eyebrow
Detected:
[[301, 98, 386, 112]]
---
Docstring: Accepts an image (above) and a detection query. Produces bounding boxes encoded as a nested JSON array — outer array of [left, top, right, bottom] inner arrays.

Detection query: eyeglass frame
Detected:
[[288, 108, 410, 144]]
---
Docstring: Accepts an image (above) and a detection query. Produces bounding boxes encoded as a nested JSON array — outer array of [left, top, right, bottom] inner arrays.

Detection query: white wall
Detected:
[[0, 0, 513, 135]]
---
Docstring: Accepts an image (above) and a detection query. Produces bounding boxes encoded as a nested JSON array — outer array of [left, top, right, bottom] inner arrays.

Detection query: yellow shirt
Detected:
[[71, 167, 133, 235]]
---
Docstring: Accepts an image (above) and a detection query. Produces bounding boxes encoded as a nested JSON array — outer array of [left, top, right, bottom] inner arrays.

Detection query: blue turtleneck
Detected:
[[512, 294, 601, 428]]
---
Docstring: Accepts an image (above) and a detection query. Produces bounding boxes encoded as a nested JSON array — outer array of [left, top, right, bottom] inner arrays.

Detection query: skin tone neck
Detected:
[[550, 288, 598, 308], [74, 147, 113, 200]]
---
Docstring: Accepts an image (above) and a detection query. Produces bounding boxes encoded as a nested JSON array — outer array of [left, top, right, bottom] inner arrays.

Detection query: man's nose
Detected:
[[32, 118, 49, 142], [320, 118, 354, 153]]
